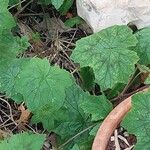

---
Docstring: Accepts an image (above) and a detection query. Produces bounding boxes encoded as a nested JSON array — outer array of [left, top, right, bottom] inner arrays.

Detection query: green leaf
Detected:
[[122, 90, 150, 149], [0, 57, 73, 131], [65, 16, 83, 27], [54, 85, 94, 149], [9, 0, 20, 6], [0, 0, 15, 33], [67, 138, 93, 150], [0, 0, 9, 11], [55, 121, 86, 141], [54, 85, 110, 149], [0, 31, 29, 60], [145, 75, 150, 84], [106, 83, 126, 99], [38, 0, 51, 5], [16, 35, 30, 52], [76, 137, 93, 150], [133, 28, 150, 65], [34, 83, 86, 131], [89, 124, 100, 136], [0, 57, 75, 131], [80, 94, 112, 121], [71, 144, 80, 150], [59, 0, 74, 15], [64, 84, 86, 120], [32, 106, 68, 130], [55, 85, 88, 139], [0, 12, 15, 32], [51, 0, 64, 9], [0, 132, 45, 150], [15, 58, 74, 110], [79, 66, 95, 91], [71, 25, 139, 90], [0, 31, 19, 59], [55, 123, 94, 150], [0, 58, 29, 103]]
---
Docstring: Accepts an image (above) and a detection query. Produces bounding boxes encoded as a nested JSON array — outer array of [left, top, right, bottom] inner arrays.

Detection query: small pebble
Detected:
[[124, 132, 129, 137]]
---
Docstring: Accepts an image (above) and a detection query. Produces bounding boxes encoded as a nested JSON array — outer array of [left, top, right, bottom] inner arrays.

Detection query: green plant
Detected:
[[122, 91, 150, 149], [0, 1, 150, 149], [64, 16, 83, 27], [9, 0, 73, 11], [0, 132, 45, 150], [38, 0, 74, 12]]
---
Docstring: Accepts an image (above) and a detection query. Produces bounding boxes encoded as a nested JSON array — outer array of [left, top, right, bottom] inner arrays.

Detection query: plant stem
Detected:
[[120, 67, 140, 96], [112, 85, 149, 103], [14, 0, 33, 17], [8, 0, 27, 10]]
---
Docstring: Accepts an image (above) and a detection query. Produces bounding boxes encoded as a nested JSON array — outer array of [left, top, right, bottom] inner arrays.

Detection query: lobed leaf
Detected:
[[71, 144, 80, 150], [71, 25, 139, 90], [0, 31, 19, 59], [0, 58, 29, 102], [54, 85, 89, 149], [0, 0, 15, 33], [79, 66, 95, 91], [54, 85, 111, 149], [9, 0, 20, 6], [80, 94, 112, 121], [122, 90, 150, 149], [54, 85, 89, 142], [0, 132, 45, 150], [32, 106, 68, 130], [133, 28, 150, 65], [15, 58, 74, 110], [59, 0, 74, 15], [89, 124, 101, 136]]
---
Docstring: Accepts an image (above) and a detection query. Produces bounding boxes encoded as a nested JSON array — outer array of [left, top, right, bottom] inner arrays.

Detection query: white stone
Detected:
[[77, 0, 150, 32]]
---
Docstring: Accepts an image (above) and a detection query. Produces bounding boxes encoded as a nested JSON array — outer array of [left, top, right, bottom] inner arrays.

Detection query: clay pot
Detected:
[[92, 88, 148, 150]]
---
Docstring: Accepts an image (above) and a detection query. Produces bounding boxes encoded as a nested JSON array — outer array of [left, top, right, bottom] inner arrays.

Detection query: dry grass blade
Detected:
[[0, 97, 18, 127]]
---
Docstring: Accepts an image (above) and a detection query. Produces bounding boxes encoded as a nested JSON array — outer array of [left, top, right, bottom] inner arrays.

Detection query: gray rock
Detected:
[[77, 0, 150, 32]]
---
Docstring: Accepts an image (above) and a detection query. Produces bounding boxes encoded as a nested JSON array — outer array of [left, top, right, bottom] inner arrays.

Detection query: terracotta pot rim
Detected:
[[92, 88, 149, 150]]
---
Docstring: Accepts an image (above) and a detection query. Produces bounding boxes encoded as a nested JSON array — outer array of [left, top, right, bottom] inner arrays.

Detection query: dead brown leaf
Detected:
[[16, 104, 31, 125]]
